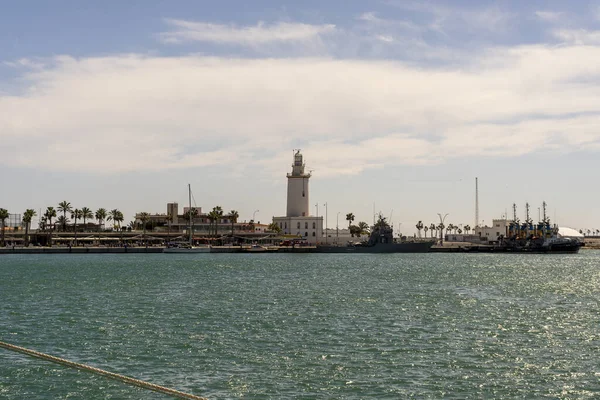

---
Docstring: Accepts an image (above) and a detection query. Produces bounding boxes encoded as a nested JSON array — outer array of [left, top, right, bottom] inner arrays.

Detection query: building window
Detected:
[[297, 222, 301, 229], [279, 222, 282, 228], [302, 212, 305, 216], [312, 222, 316, 229], [305, 232, 308, 237], [305, 222, 308, 229], [285, 222, 287, 229], [312, 232, 315, 236]]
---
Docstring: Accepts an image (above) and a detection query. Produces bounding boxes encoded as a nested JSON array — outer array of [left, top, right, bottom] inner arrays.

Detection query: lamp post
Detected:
[[252, 210, 259, 222], [437, 213, 449, 245], [336, 212, 340, 245], [315, 203, 319, 244], [398, 223, 402, 240]]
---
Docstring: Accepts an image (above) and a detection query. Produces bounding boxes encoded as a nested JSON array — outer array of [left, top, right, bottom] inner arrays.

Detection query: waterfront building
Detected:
[[272, 150, 323, 244]]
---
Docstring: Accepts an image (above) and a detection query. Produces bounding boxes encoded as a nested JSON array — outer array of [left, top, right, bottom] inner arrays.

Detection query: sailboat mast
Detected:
[[188, 183, 192, 245]]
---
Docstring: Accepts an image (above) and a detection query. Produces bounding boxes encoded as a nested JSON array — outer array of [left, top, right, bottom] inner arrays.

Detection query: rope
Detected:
[[0, 340, 207, 400]]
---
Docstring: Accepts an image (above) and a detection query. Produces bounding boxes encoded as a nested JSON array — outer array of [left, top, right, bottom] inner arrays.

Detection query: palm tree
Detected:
[[71, 209, 82, 245], [81, 207, 93, 231], [447, 224, 454, 234], [108, 209, 122, 230], [248, 219, 256, 232], [437, 223, 445, 244], [22, 209, 37, 245], [357, 221, 370, 236], [229, 210, 239, 237], [139, 211, 150, 233], [415, 220, 424, 238], [95, 208, 107, 231], [212, 206, 223, 236], [45, 207, 57, 230], [346, 213, 355, 229], [0, 208, 8, 247], [207, 211, 217, 235], [56, 216, 68, 233], [423, 225, 429, 237], [464, 225, 471, 234], [57, 201, 72, 232], [267, 221, 281, 233]]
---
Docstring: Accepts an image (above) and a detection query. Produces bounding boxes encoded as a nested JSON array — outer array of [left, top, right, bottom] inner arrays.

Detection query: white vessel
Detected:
[[163, 184, 211, 254]]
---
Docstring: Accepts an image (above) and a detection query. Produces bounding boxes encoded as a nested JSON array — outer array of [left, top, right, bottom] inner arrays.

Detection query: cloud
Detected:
[[2, 45, 600, 177], [553, 29, 600, 45], [387, 1, 513, 35], [534, 11, 563, 22], [159, 19, 336, 45]]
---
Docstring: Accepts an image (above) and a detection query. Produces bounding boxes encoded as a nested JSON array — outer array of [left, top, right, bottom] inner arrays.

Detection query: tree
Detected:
[[45, 207, 57, 231], [349, 225, 361, 237], [464, 225, 471, 234], [71, 209, 82, 245], [229, 210, 239, 237], [416, 220, 424, 238], [429, 223, 436, 238], [0, 208, 8, 247], [458, 228, 463, 234], [108, 209, 122, 230], [357, 221, 370, 236], [267, 221, 281, 233], [207, 211, 217, 235], [212, 206, 223, 236], [81, 207, 93, 230], [346, 213, 355, 229], [248, 219, 256, 232], [95, 208, 107, 231], [22, 209, 37, 245], [139, 212, 150, 240], [57, 201, 72, 232], [423, 225, 429, 237], [56, 216, 68, 233]]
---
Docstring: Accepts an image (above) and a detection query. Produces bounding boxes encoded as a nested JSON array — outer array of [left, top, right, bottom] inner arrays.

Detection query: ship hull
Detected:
[[315, 241, 434, 253]]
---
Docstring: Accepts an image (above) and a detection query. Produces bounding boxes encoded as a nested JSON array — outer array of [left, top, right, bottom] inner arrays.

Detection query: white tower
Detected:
[[286, 150, 311, 217]]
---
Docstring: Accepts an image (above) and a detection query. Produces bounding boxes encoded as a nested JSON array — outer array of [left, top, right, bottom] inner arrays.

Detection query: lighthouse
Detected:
[[286, 150, 311, 217], [272, 150, 323, 244]]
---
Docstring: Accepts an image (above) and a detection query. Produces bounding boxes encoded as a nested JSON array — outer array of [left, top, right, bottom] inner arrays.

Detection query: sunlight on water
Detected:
[[1, 251, 600, 398]]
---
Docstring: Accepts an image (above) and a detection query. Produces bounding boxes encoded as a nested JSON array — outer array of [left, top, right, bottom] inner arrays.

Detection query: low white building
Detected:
[[473, 219, 509, 243]]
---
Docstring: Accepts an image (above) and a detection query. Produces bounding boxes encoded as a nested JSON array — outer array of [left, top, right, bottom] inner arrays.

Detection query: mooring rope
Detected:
[[0, 340, 207, 400]]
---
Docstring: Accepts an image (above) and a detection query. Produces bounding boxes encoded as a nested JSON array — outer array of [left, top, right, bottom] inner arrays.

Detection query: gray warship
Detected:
[[316, 215, 434, 253]]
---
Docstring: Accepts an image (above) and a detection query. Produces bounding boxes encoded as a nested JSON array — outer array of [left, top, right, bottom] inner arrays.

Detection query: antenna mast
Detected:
[[525, 202, 530, 223]]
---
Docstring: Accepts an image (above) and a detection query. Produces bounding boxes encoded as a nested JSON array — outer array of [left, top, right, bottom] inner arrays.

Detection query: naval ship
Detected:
[[315, 215, 434, 253]]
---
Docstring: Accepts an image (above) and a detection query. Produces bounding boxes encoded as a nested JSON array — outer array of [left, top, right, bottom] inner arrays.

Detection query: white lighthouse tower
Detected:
[[286, 150, 311, 217], [272, 150, 323, 244]]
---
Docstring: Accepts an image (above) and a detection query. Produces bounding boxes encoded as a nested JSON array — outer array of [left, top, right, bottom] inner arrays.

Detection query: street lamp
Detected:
[[336, 212, 340, 245], [437, 213, 449, 245], [252, 210, 259, 221]]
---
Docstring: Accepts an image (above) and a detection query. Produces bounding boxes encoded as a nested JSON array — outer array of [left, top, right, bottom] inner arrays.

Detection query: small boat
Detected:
[[163, 184, 211, 254], [244, 244, 268, 253]]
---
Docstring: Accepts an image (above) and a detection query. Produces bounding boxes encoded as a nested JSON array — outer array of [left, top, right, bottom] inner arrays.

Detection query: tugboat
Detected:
[[500, 202, 583, 254], [316, 214, 434, 253]]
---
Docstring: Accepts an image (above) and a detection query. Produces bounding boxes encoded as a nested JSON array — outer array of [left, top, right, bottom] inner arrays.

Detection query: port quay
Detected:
[[1, 151, 596, 254]]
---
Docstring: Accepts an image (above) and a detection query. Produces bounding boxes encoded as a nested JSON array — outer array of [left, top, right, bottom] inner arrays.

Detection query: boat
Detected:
[[496, 202, 583, 254], [163, 184, 211, 254], [315, 214, 434, 253]]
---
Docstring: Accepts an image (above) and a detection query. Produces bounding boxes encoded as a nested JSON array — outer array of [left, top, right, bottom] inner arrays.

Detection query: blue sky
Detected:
[[2, 0, 600, 233]]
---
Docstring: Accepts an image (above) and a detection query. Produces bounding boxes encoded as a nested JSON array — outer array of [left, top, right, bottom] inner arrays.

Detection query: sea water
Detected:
[[1, 252, 600, 399]]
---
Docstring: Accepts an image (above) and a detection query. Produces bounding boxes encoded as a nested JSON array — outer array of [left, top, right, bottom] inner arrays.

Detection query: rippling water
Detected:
[[1, 252, 600, 399]]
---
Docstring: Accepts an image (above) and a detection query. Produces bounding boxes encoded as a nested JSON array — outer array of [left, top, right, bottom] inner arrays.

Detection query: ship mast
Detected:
[[188, 183, 192, 246]]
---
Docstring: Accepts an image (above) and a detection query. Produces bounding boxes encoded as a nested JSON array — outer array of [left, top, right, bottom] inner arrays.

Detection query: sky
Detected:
[[1, 0, 600, 234]]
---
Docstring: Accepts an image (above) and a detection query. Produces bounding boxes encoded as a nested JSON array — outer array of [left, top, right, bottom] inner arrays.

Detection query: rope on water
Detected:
[[0, 340, 207, 400]]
